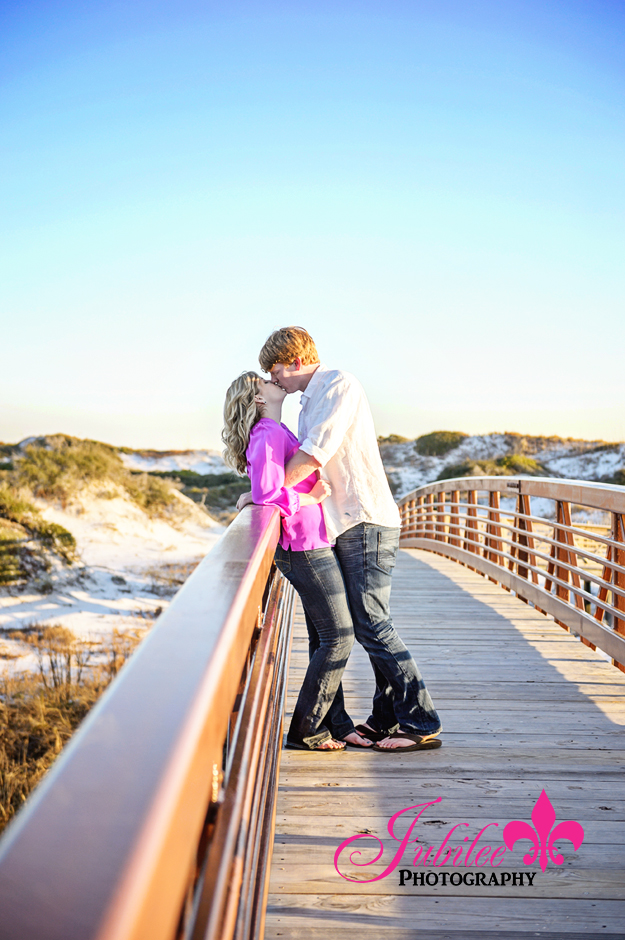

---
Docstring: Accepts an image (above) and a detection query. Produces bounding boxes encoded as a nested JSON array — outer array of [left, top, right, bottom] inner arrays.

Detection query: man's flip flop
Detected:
[[372, 732, 443, 752], [342, 729, 375, 749]]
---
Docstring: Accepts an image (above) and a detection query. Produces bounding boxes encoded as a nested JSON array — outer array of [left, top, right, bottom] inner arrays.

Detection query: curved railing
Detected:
[[398, 477, 625, 670], [0, 506, 294, 940]]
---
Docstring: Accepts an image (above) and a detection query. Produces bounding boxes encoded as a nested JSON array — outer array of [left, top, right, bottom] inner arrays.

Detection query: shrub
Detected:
[[0, 484, 76, 573], [436, 455, 546, 482], [415, 431, 467, 457], [377, 434, 410, 445], [605, 468, 625, 486], [125, 473, 178, 516], [11, 437, 181, 519], [14, 438, 123, 502]]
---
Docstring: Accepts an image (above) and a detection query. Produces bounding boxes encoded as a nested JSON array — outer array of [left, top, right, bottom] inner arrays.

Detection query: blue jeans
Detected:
[[274, 544, 355, 747], [333, 523, 441, 736]]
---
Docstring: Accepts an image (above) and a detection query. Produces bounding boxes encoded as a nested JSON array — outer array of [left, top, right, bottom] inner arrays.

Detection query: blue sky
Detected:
[[2, 0, 624, 448]]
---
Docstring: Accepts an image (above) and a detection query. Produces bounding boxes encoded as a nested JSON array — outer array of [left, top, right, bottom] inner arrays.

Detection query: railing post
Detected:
[[598, 513, 625, 672], [544, 501, 584, 632], [407, 498, 416, 538], [486, 491, 503, 582], [449, 490, 460, 547], [463, 490, 479, 556], [416, 495, 425, 538], [515, 494, 542, 608], [436, 492, 446, 542], [425, 493, 435, 539]]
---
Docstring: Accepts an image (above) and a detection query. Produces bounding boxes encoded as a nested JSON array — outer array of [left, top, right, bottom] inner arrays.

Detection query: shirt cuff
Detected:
[[290, 491, 301, 515], [299, 438, 329, 468]]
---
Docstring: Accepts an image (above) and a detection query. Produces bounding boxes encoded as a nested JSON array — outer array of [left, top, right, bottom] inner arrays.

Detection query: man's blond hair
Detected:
[[259, 327, 319, 373]]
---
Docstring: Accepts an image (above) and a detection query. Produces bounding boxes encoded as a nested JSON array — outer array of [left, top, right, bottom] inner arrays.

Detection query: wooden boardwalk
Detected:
[[264, 549, 625, 939]]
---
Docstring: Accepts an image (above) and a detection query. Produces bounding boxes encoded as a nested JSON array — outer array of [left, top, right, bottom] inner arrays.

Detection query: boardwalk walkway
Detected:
[[264, 549, 625, 939]]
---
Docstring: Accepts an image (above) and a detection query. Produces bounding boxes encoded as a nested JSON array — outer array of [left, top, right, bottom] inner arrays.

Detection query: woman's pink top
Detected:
[[246, 419, 329, 551]]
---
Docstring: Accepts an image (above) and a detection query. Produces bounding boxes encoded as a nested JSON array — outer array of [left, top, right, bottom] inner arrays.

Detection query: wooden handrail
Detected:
[[0, 506, 294, 940], [398, 476, 625, 670]]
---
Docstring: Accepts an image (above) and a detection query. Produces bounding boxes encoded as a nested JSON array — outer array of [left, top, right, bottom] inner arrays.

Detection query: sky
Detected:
[[2, 0, 624, 450]]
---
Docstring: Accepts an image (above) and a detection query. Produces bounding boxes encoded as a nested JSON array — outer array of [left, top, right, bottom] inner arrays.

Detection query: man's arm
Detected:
[[284, 449, 322, 487]]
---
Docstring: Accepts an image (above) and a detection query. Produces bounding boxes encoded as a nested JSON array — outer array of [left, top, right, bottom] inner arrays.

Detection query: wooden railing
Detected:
[[0, 506, 294, 940], [398, 477, 625, 670]]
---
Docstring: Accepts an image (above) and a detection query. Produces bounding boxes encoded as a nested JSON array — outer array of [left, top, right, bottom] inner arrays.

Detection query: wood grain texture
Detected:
[[264, 549, 625, 938]]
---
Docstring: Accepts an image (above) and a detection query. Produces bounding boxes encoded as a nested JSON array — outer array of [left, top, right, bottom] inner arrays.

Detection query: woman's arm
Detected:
[[237, 477, 330, 512], [244, 425, 330, 514]]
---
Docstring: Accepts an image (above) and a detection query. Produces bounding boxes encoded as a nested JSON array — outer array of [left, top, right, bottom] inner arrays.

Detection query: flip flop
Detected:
[[286, 739, 346, 752], [372, 731, 443, 753], [354, 723, 387, 742], [342, 729, 375, 749]]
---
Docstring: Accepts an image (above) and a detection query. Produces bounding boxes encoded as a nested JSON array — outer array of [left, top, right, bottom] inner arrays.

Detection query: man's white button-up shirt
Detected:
[[298, 364, 401, 542]]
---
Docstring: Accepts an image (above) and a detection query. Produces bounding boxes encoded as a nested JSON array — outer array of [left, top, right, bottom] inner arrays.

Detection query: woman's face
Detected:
[[260, 378, 287, 405]]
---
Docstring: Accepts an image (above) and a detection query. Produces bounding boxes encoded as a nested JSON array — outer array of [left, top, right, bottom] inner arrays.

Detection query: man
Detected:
[[244, 326, 441, 751]]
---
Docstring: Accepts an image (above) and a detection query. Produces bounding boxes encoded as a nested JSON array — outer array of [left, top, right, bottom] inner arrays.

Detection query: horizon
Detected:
[[2, 425, 624, 455], [2, 1, 624, 448]]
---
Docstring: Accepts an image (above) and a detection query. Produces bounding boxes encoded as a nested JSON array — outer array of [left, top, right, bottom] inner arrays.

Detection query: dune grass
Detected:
[[0, 624, 145, 833], [9, 436, 179, 518], [436, 454, 547, 481]]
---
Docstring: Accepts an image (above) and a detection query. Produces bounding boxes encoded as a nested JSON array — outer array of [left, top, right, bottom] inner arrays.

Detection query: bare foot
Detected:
[[376, 731, 440, 750], [343, 730, 374, 747], [315, 738, 346, 750]]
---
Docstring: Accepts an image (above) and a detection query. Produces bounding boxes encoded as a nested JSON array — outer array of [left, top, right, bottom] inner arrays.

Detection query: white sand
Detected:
[[0, 486, 223, 669]]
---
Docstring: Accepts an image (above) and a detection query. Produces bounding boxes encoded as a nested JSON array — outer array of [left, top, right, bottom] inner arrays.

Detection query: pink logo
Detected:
[[503, 789, 585, 872]]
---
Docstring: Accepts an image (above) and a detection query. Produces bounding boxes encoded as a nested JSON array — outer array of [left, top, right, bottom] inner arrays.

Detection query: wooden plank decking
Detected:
[[264, 549, 625, 939]]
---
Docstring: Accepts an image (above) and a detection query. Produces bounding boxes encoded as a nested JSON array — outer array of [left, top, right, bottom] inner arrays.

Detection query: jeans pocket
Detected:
[[376, 529, 399, 574], [274, 546, 292, 575]]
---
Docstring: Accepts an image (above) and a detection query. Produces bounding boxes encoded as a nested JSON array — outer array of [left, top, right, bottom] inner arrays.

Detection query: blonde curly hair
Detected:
[[222, 371, 265, 475]]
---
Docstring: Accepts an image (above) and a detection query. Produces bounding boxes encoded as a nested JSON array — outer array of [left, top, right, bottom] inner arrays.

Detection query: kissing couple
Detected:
[[222, 327, 441, 753]]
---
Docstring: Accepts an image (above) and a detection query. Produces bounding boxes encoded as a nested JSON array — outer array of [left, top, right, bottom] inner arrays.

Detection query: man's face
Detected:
[[269, 360, 300, 393]]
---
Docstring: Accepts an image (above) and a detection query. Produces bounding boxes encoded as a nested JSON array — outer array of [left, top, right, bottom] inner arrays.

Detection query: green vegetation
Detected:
[[0, 485, 77, 585], [6, 436, 179, 519], [605, 469, 625, 486], [377, 434, 411, 446], [15, 436, 123, 501], [125, 473, 177, 515], [415, 431, 467, 457], [436, 455, 546, 482], [147, 469, 250, 523], [0, 625, 144, 833]]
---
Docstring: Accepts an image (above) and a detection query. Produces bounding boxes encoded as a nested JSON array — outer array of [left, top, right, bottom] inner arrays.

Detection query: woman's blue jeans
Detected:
[[274, 544, 355, 747], [333, 523, 441, 736]]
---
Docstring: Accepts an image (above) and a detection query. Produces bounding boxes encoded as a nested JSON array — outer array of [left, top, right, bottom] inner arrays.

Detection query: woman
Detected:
[[222, 371, 372, 751]]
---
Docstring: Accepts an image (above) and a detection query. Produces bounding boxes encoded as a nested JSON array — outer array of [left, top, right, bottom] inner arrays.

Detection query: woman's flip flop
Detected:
[[286, 738, 346, 752], [342, 729, 375, 748], [372, 732, 442, 752], [354, 723, 386, 742]]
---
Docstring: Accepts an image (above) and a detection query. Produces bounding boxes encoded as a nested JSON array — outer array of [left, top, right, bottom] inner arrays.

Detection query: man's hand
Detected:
[[236, 491, 254, 511], [310, 479, 331, 503], [285, 449, 322, 487]]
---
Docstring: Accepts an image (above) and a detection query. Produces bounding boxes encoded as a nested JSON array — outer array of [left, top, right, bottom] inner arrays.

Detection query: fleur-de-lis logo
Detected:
[[503, 790, 584, 872]]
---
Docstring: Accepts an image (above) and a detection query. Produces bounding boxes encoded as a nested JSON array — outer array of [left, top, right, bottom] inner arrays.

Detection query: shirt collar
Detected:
[[300, 363, 327, 400]]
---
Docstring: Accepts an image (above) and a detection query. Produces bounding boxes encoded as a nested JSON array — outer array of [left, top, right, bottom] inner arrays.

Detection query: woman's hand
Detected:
[[310, 479, 332, 503], [236, 491, 254, 511]]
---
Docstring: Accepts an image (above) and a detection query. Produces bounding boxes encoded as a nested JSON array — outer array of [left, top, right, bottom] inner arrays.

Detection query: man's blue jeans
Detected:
[[333, 523, 441, 736], [274, 544, 356, 747]]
